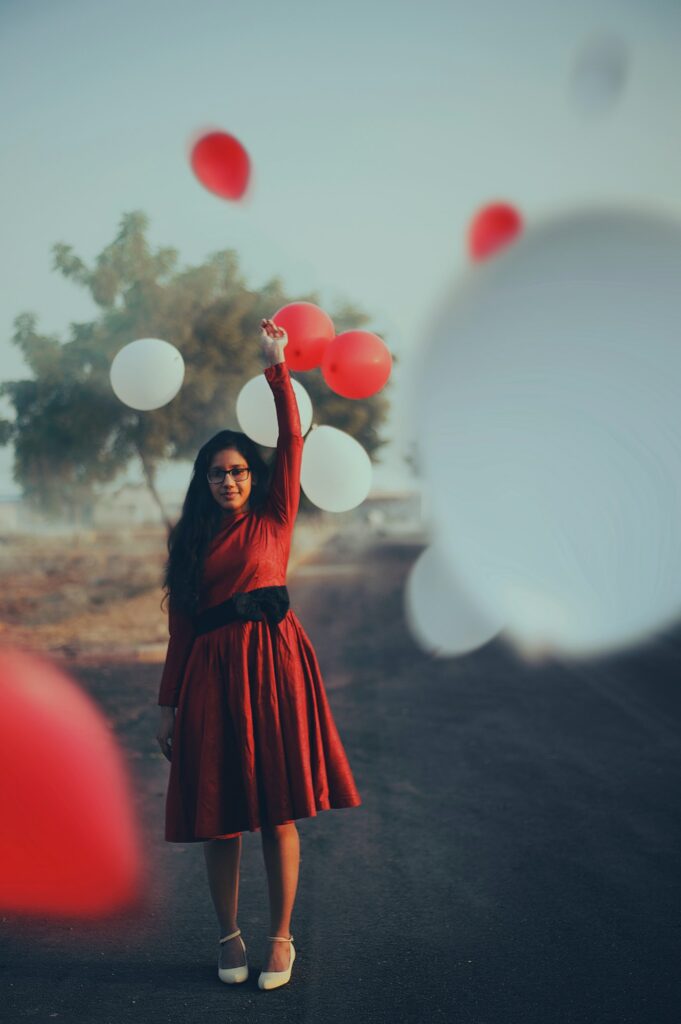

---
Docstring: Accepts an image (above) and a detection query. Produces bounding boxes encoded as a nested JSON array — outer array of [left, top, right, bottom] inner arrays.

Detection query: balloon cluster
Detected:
[[234, 300, 391, 512], [108, 298, 391, 513], [107, 127, 396, 513]]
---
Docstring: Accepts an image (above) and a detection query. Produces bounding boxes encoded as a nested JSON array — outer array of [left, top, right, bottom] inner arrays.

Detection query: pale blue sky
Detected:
[[1, 0, 680, 496]]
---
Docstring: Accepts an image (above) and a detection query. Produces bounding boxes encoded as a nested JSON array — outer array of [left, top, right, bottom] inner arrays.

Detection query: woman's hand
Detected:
[[156, 706, 176, 762], [261, 318, 288, 366]]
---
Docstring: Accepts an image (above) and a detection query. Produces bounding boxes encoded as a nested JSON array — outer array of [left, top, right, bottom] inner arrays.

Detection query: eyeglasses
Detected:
[[207, 466, 251, 484]]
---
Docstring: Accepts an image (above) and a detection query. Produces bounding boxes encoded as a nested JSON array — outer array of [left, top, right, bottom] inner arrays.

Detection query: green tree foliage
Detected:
[[0, 212, 393, 527]]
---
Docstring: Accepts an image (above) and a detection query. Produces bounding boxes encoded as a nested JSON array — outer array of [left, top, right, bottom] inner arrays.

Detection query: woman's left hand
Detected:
[[261, 318, 288, 365]]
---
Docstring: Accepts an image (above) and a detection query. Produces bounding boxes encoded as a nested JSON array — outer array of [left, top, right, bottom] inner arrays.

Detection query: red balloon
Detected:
[[190, 131, 251, 200], [321, 331, 392, 399], [468, 202, 523, 261], [272, 302, 335, 371], [0, 648, 142, 917]]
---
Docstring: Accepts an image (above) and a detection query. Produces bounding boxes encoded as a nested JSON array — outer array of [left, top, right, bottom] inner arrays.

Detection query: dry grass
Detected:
[[0, 517, 339, 663]]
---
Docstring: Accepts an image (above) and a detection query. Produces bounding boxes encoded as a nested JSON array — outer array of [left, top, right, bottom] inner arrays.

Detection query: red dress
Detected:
[[158, 360, 362, 842]]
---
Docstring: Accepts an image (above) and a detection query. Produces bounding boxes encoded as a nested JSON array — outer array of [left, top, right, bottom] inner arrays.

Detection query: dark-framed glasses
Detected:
[[207, 466, 251, 484]]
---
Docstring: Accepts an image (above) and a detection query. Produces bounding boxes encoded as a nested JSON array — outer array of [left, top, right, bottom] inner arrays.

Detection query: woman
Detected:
[[155, 317, 362, 991]]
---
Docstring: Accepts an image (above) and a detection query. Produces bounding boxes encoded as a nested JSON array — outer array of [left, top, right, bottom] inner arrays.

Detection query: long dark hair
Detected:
[[161, 430, 271, 616]]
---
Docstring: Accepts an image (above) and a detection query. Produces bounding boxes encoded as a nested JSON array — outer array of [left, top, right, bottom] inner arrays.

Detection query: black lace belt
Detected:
[[194, 586, 290, 635]]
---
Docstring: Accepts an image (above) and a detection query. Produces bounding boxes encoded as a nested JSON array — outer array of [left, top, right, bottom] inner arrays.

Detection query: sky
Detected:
[[1, 0, 680, 499]]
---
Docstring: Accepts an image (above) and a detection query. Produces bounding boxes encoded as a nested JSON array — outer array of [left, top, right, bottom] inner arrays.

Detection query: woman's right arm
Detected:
[[157, 600, 197, 708]]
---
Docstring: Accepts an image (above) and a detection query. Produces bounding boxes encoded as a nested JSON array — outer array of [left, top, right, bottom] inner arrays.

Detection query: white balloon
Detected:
[[301, 425, 372, 512], [570, 33, 629, 117], [110, 338, 184, 411], [236, 374, 313, 446], [416, 206, 681, 660], [404, 543, 503, 657]]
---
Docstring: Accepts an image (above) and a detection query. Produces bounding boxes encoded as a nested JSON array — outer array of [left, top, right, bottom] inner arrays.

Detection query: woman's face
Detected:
[[207, 447, 256, 516]]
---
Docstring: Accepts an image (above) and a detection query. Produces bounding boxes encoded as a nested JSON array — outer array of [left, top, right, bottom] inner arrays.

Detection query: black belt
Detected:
[[194, 586, 290, 635]]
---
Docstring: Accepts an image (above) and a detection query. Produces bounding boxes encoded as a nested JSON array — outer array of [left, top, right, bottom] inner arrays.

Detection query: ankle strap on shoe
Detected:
[[267, 934, 293, 942], [219, 928, 241, 943]]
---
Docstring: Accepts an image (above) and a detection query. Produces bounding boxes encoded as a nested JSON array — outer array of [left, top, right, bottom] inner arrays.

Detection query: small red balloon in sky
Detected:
[[272, 302, 335, 371], [468, 202, 523, 261], [321, 330, 392, 399], [0, 648, 143, 917], [190, 131, 251, 200]]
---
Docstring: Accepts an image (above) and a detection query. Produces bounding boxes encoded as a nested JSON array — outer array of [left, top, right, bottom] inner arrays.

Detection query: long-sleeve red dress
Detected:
[[158, 359, 362, 842]]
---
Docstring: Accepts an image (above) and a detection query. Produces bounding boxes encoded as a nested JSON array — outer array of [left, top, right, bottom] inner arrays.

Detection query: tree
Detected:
[[0, 212, 393, 529]]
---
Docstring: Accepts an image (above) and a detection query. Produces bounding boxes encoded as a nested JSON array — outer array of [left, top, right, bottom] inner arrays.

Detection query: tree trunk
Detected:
[[136, 446, 174, 537]]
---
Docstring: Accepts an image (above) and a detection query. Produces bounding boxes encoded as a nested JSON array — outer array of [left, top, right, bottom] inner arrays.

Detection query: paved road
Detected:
[[2, 526, 681, 1024]]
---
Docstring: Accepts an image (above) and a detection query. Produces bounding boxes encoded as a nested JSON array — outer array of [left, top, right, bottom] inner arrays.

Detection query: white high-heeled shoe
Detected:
[[258, 934, 296, 990], [217, 927, 249, 984]]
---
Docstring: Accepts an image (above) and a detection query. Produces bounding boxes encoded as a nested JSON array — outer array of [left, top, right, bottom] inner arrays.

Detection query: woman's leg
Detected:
[[260, 822, 300, 973], [203, 835, 245, 968]]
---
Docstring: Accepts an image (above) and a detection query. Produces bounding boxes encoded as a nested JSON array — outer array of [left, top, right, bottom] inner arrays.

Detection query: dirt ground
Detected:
[[0, 515, 343, 664], [2, 524, 681, 1023]]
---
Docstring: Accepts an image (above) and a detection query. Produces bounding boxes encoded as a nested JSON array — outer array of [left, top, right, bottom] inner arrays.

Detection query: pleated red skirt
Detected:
[[165, 609, 362, 841]]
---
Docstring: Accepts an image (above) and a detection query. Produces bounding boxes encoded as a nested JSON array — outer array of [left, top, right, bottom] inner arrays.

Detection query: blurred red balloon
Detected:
[[468, 202, 523, 261], [0, 648, 142, 917], [321, 331, 392, 399], [272, 302, 335, 371], [190, 131, 251, 200]]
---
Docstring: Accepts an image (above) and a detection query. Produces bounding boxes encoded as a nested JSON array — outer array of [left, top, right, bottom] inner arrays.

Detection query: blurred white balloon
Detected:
[[404, 543, 503, 657], [570, 33, 629, 116], [301, 425, 372, 512], [236, 374, 313, 446], [110, 338, 184, 411], [416, 205, 681, 660]]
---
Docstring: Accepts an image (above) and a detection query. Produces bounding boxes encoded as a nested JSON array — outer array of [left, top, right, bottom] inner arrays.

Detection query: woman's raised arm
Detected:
[[261, 319, 304, 526]]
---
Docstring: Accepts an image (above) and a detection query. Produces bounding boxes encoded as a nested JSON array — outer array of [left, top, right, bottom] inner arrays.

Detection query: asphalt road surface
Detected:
[[2, 524, 681, 1024]]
